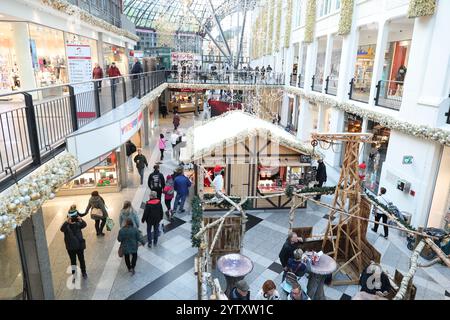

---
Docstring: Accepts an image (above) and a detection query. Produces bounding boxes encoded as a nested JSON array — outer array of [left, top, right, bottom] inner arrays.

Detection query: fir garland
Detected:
[[304, 0, 317, 43], [191, 196, 203, 248], [267, 0, 275, 55], [275, 0, 282, 51], [407, 0, 436, 18], [284, 0, 293, 48], [337, 0, 354, 35], [286, 185, 337, 197], [203, 194, 253, 210]]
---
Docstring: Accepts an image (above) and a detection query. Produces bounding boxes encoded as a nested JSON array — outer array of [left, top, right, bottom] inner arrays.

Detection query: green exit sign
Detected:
[[403, 155, 413, 164]]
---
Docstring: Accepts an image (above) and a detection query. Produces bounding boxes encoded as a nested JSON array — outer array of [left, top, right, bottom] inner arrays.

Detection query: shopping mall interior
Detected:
[[0, 0, 449, 302]]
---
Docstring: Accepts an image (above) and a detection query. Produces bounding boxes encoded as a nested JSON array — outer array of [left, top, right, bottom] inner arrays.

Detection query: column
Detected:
[[16, 208, 54, 299], [322, 34, 334, 93], [358, 118, 368, 163], [280, 94, 289, 126], [13, 22, 36, 91], [118, 144, 128, 189], [153, 100, 159, 128], [97, 32, 105, 69], [142, 106, 150, 146], [297, 100, 311, 142], [317, 104, 325, 132], [324, 108, 345, 167], [194, 92, 199, 116], [304, 41, 318, 92], [368, 21, 390, 106]]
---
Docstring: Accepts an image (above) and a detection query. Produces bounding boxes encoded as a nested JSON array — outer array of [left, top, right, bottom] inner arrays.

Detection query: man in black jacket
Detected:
[[126, 140, 137, 172], [134, 148, 148, 185], [61, 210, 87, 280], [142, 191, 164, 248], [279, 232, 303, 272], [131, 58, 143, 96], [148, 164, 165, 200], [314, 159, 327, 200]]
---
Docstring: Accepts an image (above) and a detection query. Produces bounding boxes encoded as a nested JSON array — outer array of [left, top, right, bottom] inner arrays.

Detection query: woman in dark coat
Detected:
[[314, 159, 327, 200], [141, 191, 164, 248], [85, 190, 108, 236], [61, 205, 87, 280], [118, 218, 145, 275]]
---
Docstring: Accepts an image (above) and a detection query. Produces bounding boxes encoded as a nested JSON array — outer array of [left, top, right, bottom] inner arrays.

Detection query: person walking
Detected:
[[61, 205, 87, 280], [148, 164, 165, 200], [141, 191, 164, 248], [130, 57, 143, 96], [371, 187, 390, 238], [159, 133, 166, 161], [107, 62, 121, 77], [85, 191, 108, 236], [173, 112, 180, 130], [170, 130, 180, 161], [134, 148, 148, 185], [163, 175, 175, 220], [314, 159, 327, 200], [255, 280, 280, 300], [126, 140, 137, 172], [92, 63, 103, 91], [119, 201, 140, 228], [173, 169, 192, 214], [117, 218, 145, 275]]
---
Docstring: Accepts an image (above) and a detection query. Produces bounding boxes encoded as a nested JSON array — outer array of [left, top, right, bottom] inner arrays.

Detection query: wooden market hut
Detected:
[[180, 111, 321, 210]]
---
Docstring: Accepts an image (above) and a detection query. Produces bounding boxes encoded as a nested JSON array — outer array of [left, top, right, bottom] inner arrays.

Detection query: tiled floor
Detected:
[[41, 113, 450, 300]]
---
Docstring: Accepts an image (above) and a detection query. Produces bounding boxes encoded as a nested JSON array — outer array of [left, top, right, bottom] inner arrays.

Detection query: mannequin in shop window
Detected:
[[394, 65, 407, 96]]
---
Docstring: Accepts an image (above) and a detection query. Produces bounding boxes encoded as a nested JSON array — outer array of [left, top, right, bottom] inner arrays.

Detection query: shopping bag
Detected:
[[106, 218, 115, 231], [118, 244, 123, 258], [90, 208, 103, 219]]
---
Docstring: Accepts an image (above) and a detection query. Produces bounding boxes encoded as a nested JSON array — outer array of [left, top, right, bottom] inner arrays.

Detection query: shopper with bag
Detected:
[[148, 164, 165, 200], [117, 218, 145, 275], [85, 190, 108, 236], [119, 200, 139, 228], [163, 175, 175, 220], [61, 205, 88, 280], [142, 191, 164, 248]]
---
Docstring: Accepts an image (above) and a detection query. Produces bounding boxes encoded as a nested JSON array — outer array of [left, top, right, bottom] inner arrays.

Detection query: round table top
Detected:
[[217, 253, 254, 277], [309, 254, 337, 275]]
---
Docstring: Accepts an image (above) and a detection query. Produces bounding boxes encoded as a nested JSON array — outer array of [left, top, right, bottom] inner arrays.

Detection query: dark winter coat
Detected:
[[173, 174, 191, 196], [126, 141, 136, 157], [148, 171, 165, 190], [131, 61, 143, 79], [279, 240, 297, 268], [85, 195, 108, 220], [230, 287, 250, 300], [107, 66, 121, 77], [316, 162, 327, 183], [173, 114, 180, 126], [117, 226, 145, 255], [60, 219, 87, 251], [134, 154, 148, 170], [92, 66, 103, 79], [142, 199, 164, 225]]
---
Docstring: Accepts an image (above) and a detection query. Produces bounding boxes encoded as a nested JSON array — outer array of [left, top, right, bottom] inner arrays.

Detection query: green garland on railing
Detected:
[[337, 0, 354, 35], [364, 192, 416, 231], [275, 0, 282, 51], [284, 0, 293, 48], [407, 0, 436, 18], [203, 194, 253, 210], [286, 185, 337, 197], [267, 0, 275, 55], [304, 0, 316, 43], [191, 196, 203, 248]]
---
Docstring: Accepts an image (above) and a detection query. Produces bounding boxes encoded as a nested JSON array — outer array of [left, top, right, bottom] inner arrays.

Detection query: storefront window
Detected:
[[353, 44, 376, 101], [381, 40, 410, 97], [204, 166, 225, 194], [362, 121, 390, 193], [29, 23, 68, 88], [258, 163, 314, 194], [0, 232, 24, 300], [169, 89, 204, 113], [0, 22, 20, 93], [103, 43, 127, 76]]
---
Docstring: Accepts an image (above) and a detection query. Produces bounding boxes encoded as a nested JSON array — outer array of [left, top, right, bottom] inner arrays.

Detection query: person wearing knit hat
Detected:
[[230, 280, 250, 300]]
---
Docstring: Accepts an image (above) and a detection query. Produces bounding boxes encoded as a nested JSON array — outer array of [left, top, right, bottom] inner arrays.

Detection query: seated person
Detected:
[[229, 280, 250, 300], [287, 282, 310, 301], [359, 262, 392, 297], [286, 249, 309, 278]]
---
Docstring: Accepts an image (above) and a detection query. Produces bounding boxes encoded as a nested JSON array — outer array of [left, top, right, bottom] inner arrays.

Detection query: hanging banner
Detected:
[[66, 44, 93, 94]]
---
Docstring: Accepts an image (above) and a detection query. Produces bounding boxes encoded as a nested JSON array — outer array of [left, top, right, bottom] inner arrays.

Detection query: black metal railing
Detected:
[[0, 71, 166, 190], [289, 73, 297, 86], [312, 75, 323, 92], [298, 74, 305, 88], [374, 80, 403, 111], [165, 70, 285, 85], [325, 76, 338, 96], [348, 77, 370, 103]]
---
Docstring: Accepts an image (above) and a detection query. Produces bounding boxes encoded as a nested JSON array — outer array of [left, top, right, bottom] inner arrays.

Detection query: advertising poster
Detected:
[[66, 44, 93, 94]]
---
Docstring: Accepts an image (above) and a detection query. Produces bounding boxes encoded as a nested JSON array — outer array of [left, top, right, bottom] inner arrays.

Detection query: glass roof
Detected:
[[124, 0, 258, 33]]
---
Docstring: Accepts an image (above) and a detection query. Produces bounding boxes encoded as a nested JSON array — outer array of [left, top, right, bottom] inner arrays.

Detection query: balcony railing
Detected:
[[374, 80, 403, 111], [166, 70, 285, 85], [289, 73, 297, 86], [311, 75, 323, 92], [325, 76, 338, 96], [298, 74, 305, 88], [0, 71, 166, 191], [348, 77, 370, 103]]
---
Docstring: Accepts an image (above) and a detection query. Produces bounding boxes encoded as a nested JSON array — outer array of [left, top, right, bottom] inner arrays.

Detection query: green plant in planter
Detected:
[[191, 196, 203, 248]]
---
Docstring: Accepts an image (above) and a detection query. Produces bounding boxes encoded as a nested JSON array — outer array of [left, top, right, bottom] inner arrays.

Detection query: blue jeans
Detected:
[[146, 222, 159, 244], [173, 193, 187, 212], [138, 167, 144, 185]]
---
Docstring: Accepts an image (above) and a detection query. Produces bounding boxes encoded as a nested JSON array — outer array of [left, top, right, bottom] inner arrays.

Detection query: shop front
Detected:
[[103, 43, 128, 75], [340, 112, 363, 166], [381, 40, 410, 97], [361, 121, 391, 193], [0, 22, 20, 93], [353, 44, 375, 100], [168, 88, 204, 113]]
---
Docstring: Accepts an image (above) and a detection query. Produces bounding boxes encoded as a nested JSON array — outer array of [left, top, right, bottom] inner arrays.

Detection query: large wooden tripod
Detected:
[[312, 132, 374, 285]]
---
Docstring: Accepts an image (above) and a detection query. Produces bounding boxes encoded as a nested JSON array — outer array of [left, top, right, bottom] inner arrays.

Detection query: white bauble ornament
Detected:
[[0, 234, 5, 241], [24, 195, 31, 203], [49, 193, 56, 200], [20, 187, 30, 196]]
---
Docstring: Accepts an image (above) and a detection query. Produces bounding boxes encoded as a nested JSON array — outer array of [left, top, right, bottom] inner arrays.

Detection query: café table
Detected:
[[217, 253, 254, 297], [306, 253, 337, 300]]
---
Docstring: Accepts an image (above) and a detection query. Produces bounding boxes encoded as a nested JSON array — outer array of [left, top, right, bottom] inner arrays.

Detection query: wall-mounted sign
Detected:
[[402, 155, 413, 164], [66, 44, 93, 94], [300, 155, 312, 163]]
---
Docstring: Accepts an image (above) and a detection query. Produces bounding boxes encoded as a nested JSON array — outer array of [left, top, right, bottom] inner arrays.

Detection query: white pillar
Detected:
[[304, 41, 318, 92], [13, 22, 36, 91], [368, 21, 390, 106], [297, 100, 311, 142], [322, 34, 334, 93], [358, 118, 368, 163], [317, 104, 325, 132]]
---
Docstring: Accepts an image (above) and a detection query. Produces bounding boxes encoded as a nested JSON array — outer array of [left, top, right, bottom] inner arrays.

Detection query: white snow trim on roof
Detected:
[[180, 110, 322, 162]]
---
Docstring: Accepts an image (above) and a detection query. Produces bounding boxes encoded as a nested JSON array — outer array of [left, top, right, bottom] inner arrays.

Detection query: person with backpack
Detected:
[[61, 205, 88, 280], [159, 133, 167, 161], [148, 164, 165, 200], [163, 175, 175, 220], [117, 218, 145, 275], [134, 148, 148, 185], [173, 168, 192, 214], [126, 140, 137, 172], [85, 191, 108, 236], [141, 191, 164, 248]]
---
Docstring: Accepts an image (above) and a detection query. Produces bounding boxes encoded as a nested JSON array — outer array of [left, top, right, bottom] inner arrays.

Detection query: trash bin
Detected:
[[399, 212, 412, 237]]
